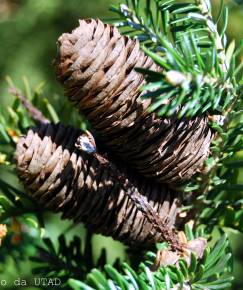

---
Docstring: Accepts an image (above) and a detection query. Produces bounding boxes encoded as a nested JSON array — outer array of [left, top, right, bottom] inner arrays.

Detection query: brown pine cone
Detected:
[[55, 19, 213, 185], [15, 123, 181, 246]]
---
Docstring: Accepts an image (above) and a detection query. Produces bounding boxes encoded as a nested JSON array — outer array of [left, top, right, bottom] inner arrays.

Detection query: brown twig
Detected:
[[9, 87, 50, 124], [75, 133, 184, 252], [124, 184, 183, 252]]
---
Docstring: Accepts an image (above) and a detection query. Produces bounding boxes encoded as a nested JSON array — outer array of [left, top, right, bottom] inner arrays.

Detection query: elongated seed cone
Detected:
[[55, 19, 214, 185], [15, 123, 181, 246]]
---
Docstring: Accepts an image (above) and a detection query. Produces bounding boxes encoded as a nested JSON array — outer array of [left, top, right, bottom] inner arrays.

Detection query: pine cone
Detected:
[[55, 19, 213, 185], [15, 123, 180, 246]]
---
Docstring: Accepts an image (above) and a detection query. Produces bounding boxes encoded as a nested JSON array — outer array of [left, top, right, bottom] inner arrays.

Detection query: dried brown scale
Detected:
[[55, 19, 214, 185], [15, 123, 182, 247]]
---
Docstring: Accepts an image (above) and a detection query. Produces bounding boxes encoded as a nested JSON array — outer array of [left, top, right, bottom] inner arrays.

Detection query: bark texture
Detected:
[[15, 123, 181, 246], [55, 19, 213, 185]]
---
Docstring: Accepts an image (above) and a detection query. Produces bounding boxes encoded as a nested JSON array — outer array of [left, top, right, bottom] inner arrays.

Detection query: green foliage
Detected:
[[180, 104, 243, 233], [30, 233, 94, 281], [11, 222, 231, 290], [67, 229, 233, 290], [111, 0, 242, 117]]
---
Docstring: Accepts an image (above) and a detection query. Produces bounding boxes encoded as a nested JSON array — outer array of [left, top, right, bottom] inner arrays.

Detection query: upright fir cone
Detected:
[[15, 123, 181, 247], [55, 19, 214, 185]]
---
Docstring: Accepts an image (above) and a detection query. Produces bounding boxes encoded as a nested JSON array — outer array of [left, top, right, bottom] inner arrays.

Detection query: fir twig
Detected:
[[8, 87, 50, 124], [196, 0, 227, 72]]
